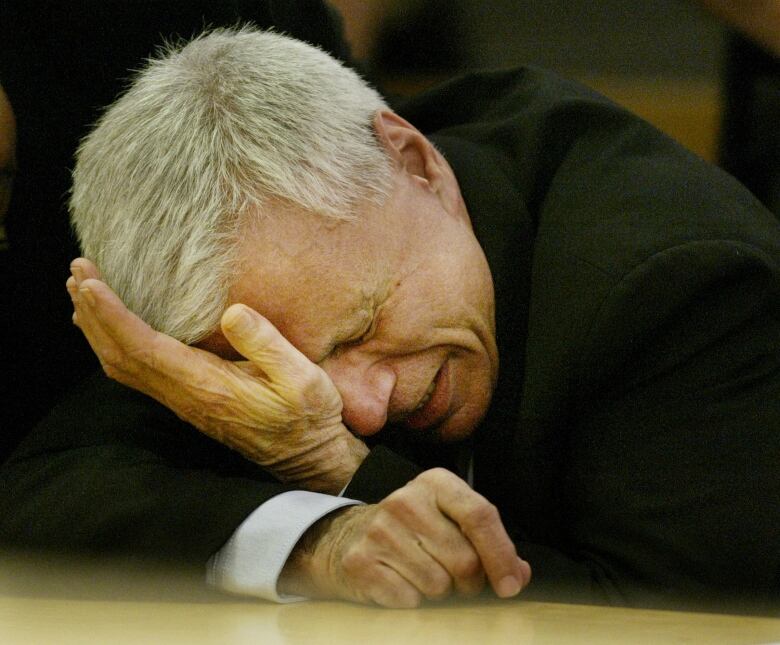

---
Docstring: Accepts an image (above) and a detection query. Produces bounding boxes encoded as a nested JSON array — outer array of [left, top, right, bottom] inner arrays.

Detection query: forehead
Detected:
[[230, 204, 396, 355]]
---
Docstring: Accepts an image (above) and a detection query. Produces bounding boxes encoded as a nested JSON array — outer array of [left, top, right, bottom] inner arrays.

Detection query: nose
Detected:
[[327, 361, 396, 437]]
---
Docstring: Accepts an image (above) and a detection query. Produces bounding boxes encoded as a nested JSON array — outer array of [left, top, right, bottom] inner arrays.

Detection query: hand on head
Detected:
[[67, 257, 530, 608], [66, 257, 368, 494]]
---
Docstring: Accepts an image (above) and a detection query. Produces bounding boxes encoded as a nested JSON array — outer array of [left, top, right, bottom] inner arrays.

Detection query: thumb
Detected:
[[221, 303, 259, 338], [221, 304, 313, 381], [221, 304, 276, 357]]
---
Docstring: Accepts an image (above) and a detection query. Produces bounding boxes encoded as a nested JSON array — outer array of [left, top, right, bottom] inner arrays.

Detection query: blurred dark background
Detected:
[[334, 0, 780, 228], [333, 0, 726, 160]]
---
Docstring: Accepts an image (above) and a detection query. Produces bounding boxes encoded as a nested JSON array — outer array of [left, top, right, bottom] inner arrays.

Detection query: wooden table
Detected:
[[2, 554, 779, 644]]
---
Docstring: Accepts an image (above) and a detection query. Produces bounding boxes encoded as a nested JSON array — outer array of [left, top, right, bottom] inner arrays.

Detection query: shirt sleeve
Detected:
[[206, 490, 363, 602]]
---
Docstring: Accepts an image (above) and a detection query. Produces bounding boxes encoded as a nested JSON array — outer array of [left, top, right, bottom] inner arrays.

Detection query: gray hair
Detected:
[[70, 26, 392, 344]]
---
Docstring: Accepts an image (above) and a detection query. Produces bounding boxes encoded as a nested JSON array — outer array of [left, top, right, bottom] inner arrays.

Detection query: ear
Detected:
[[373, 110, 432, 178], [373, 110, 465, 219]]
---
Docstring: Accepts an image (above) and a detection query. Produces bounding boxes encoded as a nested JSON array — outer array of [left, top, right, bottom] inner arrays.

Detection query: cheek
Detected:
[[444, 372, 493, 440], [455, 346, 496, 414]]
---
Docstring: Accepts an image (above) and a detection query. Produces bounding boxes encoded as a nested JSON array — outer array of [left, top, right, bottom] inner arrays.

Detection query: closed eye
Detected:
[[340, 313, 376, 348], [315, 310, 377, 364]]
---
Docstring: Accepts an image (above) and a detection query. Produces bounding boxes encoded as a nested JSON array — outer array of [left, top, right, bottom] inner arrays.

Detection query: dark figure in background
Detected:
[[719, 33, 780, 216], [0, 0, 351, 460], [692, 0, 780, 215]]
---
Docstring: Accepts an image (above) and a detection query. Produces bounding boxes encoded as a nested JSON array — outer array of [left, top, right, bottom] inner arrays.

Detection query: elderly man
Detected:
[[2, 27, 779, 612]]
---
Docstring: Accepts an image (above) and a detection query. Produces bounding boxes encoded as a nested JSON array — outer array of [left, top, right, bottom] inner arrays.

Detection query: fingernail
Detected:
[[518, 557, 531, 583], [497, 575, 521, 598], [80, 286, 96, 307], [71, 266, 84, 283], [224, 305, 251, 333], [66, 278, 77, 301]]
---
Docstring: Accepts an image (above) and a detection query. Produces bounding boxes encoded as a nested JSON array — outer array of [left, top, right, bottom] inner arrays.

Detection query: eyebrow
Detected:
[[314, 307, 375, 364]]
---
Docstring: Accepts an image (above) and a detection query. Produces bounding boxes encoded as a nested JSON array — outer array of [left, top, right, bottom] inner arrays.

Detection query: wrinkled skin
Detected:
[[68, 259, 368, 494], [280, 468, 531, 608], [65, 111, 529, 606], [67, 259, 530, 606]]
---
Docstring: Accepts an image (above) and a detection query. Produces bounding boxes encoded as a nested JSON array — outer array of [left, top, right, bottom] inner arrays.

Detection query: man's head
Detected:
[[71, 28, 497, 441], [71, 27, 392, 343]]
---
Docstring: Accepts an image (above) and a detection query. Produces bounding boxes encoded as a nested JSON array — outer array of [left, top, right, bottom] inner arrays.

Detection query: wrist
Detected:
[[278, 505, 363, 598], [308, 431, 369, 495], [336, 432, 371, 491]]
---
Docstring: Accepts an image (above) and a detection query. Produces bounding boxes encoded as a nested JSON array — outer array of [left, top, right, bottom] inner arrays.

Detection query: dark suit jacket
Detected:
[[2, 67, 779, 612]]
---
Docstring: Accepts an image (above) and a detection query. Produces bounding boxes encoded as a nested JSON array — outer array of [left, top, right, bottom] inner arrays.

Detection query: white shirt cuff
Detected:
[[207, 491, 363, 602]]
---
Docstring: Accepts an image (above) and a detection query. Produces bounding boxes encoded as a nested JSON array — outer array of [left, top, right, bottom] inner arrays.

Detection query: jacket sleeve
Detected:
[[0, 372, 297, 565]]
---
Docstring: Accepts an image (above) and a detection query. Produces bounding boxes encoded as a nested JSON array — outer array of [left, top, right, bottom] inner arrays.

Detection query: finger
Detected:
[[68, 267, 120, 358], [381, 488, 485, 597], [417, 524, 486, 597], [372, 527, 454, 601], [77, 278, 217, 382], [69, 279, 122, 363], [66, 275, 78, 302], [401, 541, 456, 600], [73, 278, 230, 409], [424, 469, 530, 598], [70, 277, 159, 383], [70, 257, 103, 282], [364, 564, 423, 609], [76, 277, 158, 353], [221, 304, 319, 383], [67, 277, 83, 329]]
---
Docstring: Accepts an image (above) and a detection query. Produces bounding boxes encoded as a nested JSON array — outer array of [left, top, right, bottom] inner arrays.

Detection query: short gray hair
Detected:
[[70, 26, 391, 344]]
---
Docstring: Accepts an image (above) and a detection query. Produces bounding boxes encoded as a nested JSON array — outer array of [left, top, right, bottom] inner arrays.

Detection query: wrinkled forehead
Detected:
[[230, 207, 396, 356]]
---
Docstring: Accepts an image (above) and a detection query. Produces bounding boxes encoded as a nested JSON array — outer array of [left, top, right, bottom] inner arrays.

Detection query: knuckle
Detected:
[[464, 501, 500, 528], [364, 519, 397, 549], [422, 569, 452, 599], [456, 573, 487, 598], [101, 361, 120, 381], [100, 353, 128, 382], [417, 467, 452, 486], [138, 347, 166, 373], [297, 363, 322, 392], [381, 491, 419, 520], [298, 363, 322, 394], [297, 366, 336, 410], [99, 347, 124, 370], [341, 547, 372, 576], [451, 551, 482, 580]]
